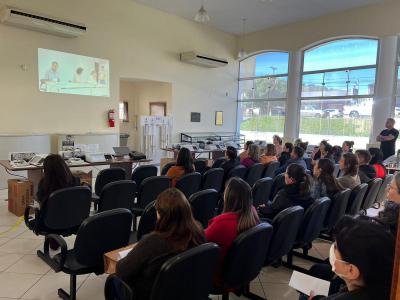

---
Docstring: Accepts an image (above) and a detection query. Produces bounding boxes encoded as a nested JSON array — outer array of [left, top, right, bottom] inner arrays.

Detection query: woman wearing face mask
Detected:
[[307, 216, 395, 300]]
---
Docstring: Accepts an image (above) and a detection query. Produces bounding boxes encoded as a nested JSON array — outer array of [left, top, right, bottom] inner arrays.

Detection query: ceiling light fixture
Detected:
[[194, 0, 210, 23], [238, 18, 247, 59]]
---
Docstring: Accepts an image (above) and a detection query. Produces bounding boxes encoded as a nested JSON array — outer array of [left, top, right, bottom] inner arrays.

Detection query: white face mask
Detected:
[[329, 244, 350, 278]]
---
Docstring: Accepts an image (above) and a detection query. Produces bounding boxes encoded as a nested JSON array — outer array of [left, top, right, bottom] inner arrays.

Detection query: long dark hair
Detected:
[[333, 216, 395, 298], [42, 154, 74, 200], [286, 163, 311, 197], [369, 147, 384, 165], [176, 148, 194, 174], [316, 159, 342, 195], [341, 152, 359, 176], [223, 177, 259, 234], [154, 188, 204, 251]]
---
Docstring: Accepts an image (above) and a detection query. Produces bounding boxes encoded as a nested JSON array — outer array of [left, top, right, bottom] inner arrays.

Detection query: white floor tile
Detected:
[[259, 266, 292, 284], [5, 254, 51, 275], [0, 251, 24, 272], [0, 272, 41, 298], [0, 238, 43, 254], [262, 282, 298, 300], [76, 276, 106, 299]]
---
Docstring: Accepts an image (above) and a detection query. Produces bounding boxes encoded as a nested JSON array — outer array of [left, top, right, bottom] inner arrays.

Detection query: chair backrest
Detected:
[[324, 189, 351, 231], [252, 177, 273, 207], [137, 201, 157, 241], [131, 165, 158, 188], [150, 243, 220, 300], [270, 173, 286, 199], [334, 164, 341, 177], [227, 165, 247, 181], [263, 161, 280, 178], [74, 208, 132, 267], [245, 163, 265, 187], [267, 206, 304, 264], [202, 168, 224, 192], [42, 186, 91, 231], [194, 159, 207, 175], [176, 172, 202, 199], [296, 197, 331, 247], [161, 162, 176, 175], [304, 157, 312, 171], [212, 157, 226, 168], [105, 275, 133, 300], [346, 183, 369, 215], [98, 180, 136, 213], [375, 174, 393, 205], [137, 176, 171, 209], [221, 223, 273, 289], [95, 167, 127, 196], [189, 189, 219, 228], [361, 178, 383, 210]]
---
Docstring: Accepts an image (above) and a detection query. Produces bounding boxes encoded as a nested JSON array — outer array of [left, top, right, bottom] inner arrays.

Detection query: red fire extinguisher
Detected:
[[108, 109, 115, 127]]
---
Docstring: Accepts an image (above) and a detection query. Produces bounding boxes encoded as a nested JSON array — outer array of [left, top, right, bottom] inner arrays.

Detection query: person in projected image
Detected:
[[44, 61, 60, 82], [98, 65, 108, 85], [72, 67, 84, 83], [89, 70, 98, 84]]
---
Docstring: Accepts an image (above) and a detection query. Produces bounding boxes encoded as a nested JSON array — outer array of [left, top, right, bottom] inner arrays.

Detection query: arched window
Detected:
[[237, 51, 289, 141], [299, 38, 379, 149]]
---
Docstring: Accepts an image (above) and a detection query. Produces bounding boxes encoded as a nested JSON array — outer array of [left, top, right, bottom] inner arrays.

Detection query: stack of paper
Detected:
[[289, 271, 330, 296]]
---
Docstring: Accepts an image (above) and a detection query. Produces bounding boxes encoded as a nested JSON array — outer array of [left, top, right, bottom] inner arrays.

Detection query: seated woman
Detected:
[[116, 188, 205, 300], [239, 140, 254, 162], [368, 147, 387, 179], [342, 140, 354, 154], [273, 135, 283, 157], [205, 177, 259, 287], [220, 146, 239, 180], [259, 163, 313, 219], [311, 159, 342, 200], [332, 146, 343, 164], [279, 142, 294, 167], [306, 216, 395, 300], [311, 140, 333, 166], [241, 144, 260, 168], [166, 147, 195, 187], [337, 153, 361, 189], [36, 154, 80, 205], [260, 144, 278, 165]]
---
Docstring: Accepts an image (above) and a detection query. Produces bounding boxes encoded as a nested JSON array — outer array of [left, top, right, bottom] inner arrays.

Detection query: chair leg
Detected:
[[242, 283, 266, 300], [58, 274, 76, 300]]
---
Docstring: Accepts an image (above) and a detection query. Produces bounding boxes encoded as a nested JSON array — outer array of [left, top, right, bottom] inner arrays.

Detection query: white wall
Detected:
[[0, 0, 238, 141]]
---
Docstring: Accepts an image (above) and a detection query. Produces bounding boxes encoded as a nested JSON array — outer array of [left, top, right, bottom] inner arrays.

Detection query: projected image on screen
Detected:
[[38, 48, 110, 97]]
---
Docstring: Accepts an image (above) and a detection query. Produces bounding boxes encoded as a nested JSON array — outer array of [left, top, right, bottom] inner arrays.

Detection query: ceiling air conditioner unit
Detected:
[[0, 6, 86, 38], [180, 51, 228, 68]]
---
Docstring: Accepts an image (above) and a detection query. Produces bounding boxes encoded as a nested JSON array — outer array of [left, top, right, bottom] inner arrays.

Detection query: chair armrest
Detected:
[[43, 234, 68, 272], [24, 205, 39, 228]]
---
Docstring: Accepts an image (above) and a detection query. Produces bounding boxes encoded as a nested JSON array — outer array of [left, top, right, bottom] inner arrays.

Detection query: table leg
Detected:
[[27, 169, 43, 199], [110, 162, 133, 179]]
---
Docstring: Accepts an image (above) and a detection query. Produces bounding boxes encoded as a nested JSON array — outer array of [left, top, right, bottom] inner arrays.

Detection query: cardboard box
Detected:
[[8, 179, 34, 217], [104, 244, 136, 274], [72, 170, 92, 188]]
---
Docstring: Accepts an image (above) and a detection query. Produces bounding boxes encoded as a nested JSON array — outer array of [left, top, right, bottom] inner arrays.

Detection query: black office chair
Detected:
[[151, 243, 220, 300], [212, 223, 273, 300], [322, 188, 351, 233], [105, 275, 134, 300], [287, 197, 331, 268], [360, 178, 383, 214], [263, 161, 280, 178], [93, 168, 127, 209], [131, 165, 158, 188], [194, 159, 207, 175], [189, 189, 219, 228], [132, 176, 170, 228], [304, 157, 312, 172], [202, 168, 224, 192], [137, 201, 157, 241], [176, 172, 202, 199], [252, 177, 273, 207], [41, 209, 133, 300], [374, 174, 393, 207], [346, 183, 368, 215], [265, 206, 304, 266], [226, 165, 247, 181], [24, 186, 91, 254], [212, 157, 226, 168], [245, 163, 265, 187], [270, 173, 285, 200], [97, 180, 136, 213], [161, 162, 176, 175], [333, 164, 341, 177]]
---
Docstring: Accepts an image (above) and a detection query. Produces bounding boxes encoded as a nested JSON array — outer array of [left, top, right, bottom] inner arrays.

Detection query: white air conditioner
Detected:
[[180, 51, 228, 68], [0, 6, 86, 38]]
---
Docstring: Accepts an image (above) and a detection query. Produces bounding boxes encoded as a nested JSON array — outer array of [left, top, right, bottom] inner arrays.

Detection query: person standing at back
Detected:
[[376, 118, 399, 160], [166, 148, 195, 187]]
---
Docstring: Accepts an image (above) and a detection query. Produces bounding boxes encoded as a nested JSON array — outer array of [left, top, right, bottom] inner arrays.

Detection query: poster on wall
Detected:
[[38, 48, 110, 97]]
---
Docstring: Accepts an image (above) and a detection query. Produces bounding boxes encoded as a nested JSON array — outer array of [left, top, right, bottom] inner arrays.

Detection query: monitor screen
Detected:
[[38, 48, 110, 97]]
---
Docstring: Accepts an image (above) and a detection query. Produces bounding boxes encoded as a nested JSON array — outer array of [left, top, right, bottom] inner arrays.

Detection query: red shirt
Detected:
[[373, 164, 387, 179]]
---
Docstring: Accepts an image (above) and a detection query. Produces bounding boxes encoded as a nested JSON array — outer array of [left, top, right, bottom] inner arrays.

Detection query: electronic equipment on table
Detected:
[[66, 158, 87, 165], [112, 146, 146, 161], [85, 153, 107, 163]]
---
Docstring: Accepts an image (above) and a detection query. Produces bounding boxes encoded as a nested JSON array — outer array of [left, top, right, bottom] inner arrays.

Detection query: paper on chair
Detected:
[[289, 271, 330, 296], [118, 249, 132, 259]]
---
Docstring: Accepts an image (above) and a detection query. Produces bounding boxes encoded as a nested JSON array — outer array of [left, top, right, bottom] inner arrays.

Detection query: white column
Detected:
[[284, 50, 302, 141], [370, 36, 399, 145]]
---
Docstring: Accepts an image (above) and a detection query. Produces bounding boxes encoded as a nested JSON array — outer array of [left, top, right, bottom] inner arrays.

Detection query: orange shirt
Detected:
[[260, 155, 278, 165], [166, 166, 186, 187]]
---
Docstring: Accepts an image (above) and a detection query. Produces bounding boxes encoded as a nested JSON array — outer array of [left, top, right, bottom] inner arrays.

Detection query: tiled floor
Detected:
[[0, 188, 334, 300]]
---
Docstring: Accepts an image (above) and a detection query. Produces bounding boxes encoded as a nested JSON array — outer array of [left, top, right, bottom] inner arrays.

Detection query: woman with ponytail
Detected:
[[312, 159, 343, 200], [259, 163, 313, 219]]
